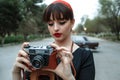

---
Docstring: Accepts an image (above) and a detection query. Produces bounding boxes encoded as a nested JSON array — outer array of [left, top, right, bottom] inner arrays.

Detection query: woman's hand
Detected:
[[12, 42, 34, 74], [49, 43, 75, 80]]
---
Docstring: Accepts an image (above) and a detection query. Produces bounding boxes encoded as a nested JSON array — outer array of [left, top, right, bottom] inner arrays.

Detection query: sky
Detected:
[[43, 0, 99, 29]]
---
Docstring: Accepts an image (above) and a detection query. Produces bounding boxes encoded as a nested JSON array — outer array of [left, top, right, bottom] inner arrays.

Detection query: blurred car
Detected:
[[72, 36, 99, 50]]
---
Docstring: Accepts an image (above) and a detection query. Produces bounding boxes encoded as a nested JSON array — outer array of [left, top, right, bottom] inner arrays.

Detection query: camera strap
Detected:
[[70, 41, 76, 77]]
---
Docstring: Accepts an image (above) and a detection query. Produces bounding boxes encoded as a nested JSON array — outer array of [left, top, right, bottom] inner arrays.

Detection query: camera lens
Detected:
[[31, 55, 44, 69]]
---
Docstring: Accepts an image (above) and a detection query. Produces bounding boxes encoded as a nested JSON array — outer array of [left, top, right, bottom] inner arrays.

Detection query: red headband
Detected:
[[52, 0, 73, 11]]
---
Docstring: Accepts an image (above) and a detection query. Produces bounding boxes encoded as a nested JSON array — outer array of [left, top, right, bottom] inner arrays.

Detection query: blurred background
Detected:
[[0, 0, 120, 80], [0, 0, 120, 46]]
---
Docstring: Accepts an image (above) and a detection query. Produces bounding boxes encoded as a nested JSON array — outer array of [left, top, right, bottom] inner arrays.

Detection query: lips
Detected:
[[53, 33, 62, 37]]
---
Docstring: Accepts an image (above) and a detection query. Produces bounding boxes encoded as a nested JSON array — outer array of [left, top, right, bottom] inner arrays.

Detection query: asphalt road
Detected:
[[0, 36, 120, 80]]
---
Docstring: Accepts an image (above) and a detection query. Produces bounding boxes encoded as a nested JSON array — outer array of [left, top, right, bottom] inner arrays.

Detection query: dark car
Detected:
[[72, 36, 99, 50]]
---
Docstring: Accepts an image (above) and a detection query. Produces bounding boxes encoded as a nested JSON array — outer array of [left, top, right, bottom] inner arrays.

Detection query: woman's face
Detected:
[[47, 15, 74, 42]]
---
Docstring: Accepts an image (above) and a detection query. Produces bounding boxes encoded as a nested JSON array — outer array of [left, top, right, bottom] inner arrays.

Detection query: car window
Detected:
[[71, 36, 86, 42], [83, 36, 88, 41]]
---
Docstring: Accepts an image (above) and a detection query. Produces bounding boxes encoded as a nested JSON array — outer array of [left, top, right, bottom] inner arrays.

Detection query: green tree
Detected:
[[85, 17, 108, 34], [18, 0, 47, 41], [0, 0, 22, 46], [98, 0, 120, 40]]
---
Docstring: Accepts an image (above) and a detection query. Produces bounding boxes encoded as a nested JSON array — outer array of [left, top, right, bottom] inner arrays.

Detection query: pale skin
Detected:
[[12, 15, 79, 80]]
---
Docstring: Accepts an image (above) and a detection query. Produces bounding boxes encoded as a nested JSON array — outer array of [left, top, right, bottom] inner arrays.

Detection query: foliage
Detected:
[[0, 0, 48, 46], [4, 35, 24, 44], [75, 23, 84, 33], [85, 17, 109, 34], [18, 0, 48, 41], [0, 0, 22, 46], [0, 0, 22, 37], [75, 17, 109, 34], [0, 34, 50, 45], [98, 0, 120, 40]]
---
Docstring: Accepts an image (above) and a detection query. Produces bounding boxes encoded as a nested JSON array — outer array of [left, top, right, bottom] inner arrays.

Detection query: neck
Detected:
[[54, 36, 72, 48]]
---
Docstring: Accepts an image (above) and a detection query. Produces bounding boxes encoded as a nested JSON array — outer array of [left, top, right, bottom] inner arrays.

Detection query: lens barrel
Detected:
[[31, 55, 45, 69]]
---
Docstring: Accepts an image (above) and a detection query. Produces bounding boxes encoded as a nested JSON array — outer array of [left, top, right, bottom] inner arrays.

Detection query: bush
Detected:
[[4, 35, 24, 44], [0, 34, 51, 45]]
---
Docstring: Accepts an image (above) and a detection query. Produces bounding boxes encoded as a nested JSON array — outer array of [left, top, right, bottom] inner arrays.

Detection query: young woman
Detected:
[[12, 0, 95, 80]]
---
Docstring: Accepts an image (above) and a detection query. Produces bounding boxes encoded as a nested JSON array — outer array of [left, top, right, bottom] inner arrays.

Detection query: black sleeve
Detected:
[[78, 49, 95, 80]]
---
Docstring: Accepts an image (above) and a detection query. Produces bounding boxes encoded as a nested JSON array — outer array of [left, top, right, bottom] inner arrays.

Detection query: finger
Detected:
[[62, 51, 73, 59], [59, 51, 73, 64], [50, 43, 70, 52], [56, 47, 71, 59], [50, 43, 59, 50], [16, 57, 33, 71], [56, 47, 70, 53], [18, 50, 29, 59], [16, 57, 31, 66], [21, 42, 29, 49], [15, 62, 32, 72], [58, 46, 69, 51], [58, 50, 72, 58]]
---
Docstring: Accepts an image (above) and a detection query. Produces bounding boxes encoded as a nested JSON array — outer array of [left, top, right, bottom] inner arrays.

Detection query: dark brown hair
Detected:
[[43, 0, 74, 22]]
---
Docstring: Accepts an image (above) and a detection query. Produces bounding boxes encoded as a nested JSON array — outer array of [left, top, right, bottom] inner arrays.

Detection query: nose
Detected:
[[54, 23, 59, 31]]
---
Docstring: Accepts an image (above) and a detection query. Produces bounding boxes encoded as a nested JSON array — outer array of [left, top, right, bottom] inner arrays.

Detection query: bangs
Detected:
[[43, 3, 74, 22]]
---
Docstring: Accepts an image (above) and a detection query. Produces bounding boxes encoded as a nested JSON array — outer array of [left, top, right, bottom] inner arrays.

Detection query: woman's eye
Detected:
[[59, 21, 66, 25], [48, 23, 54, 26]]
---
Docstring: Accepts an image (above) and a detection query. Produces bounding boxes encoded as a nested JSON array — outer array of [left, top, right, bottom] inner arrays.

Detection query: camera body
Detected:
[[24, 45, 54, 69]]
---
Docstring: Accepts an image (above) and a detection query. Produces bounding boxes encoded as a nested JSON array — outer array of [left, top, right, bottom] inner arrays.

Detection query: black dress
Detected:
[[73, 48, 95, 80], [55, 47, 95, 80]]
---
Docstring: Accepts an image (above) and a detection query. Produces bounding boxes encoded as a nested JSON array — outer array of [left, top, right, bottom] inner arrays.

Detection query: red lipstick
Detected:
[[53, 33, 62, 37]]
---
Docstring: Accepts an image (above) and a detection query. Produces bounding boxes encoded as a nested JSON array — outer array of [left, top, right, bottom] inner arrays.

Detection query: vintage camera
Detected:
[[24, 45, 54, 69]]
